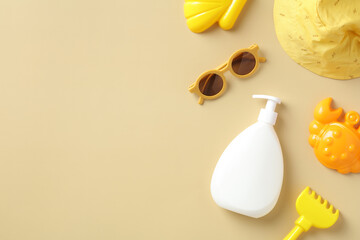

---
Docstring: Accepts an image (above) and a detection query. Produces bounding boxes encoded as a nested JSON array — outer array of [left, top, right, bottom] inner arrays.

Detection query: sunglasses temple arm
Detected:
[[259, 57, 266, 63], [198, 97, 204, 105], [188, 82, 196, 93]]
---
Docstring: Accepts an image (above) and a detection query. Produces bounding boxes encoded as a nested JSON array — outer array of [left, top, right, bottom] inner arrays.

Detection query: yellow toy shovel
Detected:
[[283, 187, 339, 240]]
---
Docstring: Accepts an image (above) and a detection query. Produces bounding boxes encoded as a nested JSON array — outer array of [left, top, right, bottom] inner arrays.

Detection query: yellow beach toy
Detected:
[[283, 187, 339, 240], [184, 0, 247, 33]]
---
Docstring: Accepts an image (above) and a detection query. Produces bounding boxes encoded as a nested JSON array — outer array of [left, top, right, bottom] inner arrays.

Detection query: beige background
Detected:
[[0, 0, 360, 239]]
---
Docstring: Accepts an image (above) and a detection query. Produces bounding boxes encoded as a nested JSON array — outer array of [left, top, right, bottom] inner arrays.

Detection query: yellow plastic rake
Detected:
[[283, 187, 340, 240]]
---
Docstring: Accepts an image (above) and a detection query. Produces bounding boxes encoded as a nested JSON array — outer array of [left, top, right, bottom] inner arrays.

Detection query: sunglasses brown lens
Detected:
[[198, 73, 223, 96], [231, 52, 256, 75]]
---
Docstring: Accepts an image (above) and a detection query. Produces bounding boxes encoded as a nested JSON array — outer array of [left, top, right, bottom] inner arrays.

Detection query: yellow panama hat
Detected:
[[274, 0, 360, 80]]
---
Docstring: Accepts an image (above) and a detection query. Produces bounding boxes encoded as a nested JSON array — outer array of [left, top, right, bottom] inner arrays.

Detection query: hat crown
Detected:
[[274, 0, 360, 80]]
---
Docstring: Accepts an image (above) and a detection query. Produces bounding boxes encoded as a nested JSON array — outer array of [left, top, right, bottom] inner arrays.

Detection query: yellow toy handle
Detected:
[[219, 0, 247, 30], [283, 225, 305, 240]]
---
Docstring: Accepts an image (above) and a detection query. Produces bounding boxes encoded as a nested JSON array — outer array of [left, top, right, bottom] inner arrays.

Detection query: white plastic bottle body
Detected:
[[210, 121, 283, 218]]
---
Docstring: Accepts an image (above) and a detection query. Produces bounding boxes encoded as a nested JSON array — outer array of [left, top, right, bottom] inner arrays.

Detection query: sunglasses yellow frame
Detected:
[[188, 44, 266, 104]]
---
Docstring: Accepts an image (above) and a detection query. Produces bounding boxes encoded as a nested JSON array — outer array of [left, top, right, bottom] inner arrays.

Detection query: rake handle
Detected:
[[283, 225, 305, 240]]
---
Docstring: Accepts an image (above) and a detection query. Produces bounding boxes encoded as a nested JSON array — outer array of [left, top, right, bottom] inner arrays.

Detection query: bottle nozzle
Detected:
[[252, 95, 281, 125]]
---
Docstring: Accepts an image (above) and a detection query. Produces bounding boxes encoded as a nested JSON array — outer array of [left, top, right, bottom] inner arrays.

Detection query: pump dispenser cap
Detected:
[[253, 95, 281, 125]]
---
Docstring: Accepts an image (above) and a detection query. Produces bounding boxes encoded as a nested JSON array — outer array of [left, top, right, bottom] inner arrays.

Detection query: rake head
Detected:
[[296, 187, 339, 229]]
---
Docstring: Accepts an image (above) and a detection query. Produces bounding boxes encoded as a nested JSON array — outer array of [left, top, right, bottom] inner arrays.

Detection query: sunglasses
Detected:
[[188, 44, 266, 104]]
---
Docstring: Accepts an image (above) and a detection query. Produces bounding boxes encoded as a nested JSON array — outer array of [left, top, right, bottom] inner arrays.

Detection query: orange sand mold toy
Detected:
[[309, 98, 360, 174]]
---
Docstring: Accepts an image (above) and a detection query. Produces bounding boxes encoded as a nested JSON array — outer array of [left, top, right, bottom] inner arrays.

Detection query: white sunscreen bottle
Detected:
[[210, 95, 283, 218]]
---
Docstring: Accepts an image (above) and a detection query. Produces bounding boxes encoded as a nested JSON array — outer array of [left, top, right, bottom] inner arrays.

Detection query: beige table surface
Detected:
[[0, 1, 360, 239]]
